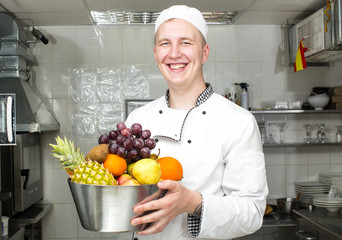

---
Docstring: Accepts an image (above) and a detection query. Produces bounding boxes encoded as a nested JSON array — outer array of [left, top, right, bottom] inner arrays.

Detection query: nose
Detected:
[[169, 44, 181, 58]]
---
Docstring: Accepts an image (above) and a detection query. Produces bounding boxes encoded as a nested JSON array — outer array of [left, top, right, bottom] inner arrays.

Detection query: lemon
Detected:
[[132, 158, 161, 184]]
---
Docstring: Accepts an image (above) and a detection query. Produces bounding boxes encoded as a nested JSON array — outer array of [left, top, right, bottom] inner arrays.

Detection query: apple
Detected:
[[121, 179, 140, 186], [127, 162, 136, 176], [117, 173, 132, 185]]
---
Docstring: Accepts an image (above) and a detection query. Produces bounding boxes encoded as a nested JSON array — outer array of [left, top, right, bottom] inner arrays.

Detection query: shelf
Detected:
[[251, 109, 342, 115], [263, 142, 342, 147], [11, 203, 52, 225]]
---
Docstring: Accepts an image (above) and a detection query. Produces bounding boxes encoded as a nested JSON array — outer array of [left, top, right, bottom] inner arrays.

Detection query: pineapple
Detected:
[[50, 136, 116, 185]]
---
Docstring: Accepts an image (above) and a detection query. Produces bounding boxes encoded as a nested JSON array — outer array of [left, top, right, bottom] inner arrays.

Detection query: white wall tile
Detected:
[[145, 25, 155, 63], [286, 165, 308, 197], [32, 63, 53, 99], [52, 98, 72, 134], [264, 147, 286, 165], [216, 62, 238, 95], [42, 207, 55, 239], [75, 27, 99, 64], [42, 168, 54, 203], [261, 62, 286, 98], [54, 204, 78, 238], [330, 146, 342, 164], [53, 169, 74, 203], [98, 26, 123, 63], [52, 26, 76, 63], [266, 165, 286, 199], [52, 63, 74, 98], [285, 147, 308, 165], [215, 26, 238, 62], [308, 164, 330, 181], [238, 26, 261, 62], [122, 26, 146, 63], [260, 26, 283, 63], [308, 147, 330, 164], [238, 63, 262, 97]]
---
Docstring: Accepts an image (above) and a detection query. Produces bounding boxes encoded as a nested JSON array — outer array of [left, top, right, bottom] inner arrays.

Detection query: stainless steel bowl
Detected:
[[68, 179, 159, 232], [276, 198, 298, 214]]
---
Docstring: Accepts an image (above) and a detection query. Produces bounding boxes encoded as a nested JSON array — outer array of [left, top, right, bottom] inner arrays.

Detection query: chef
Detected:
[[126, 5, 268, 240]]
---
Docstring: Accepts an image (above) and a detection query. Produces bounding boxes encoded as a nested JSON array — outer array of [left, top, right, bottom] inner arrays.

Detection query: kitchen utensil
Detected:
[[335, 125, 342, 143], [269, 121, 288, 143], [68, 179, 159, 232], [277, 198, 299, 214], [303, 124, 314, 143], [257, 121, 267, 144], [306, 94, 330, 110], [265, 122, 277, 144], [315, 123, 329, 143]]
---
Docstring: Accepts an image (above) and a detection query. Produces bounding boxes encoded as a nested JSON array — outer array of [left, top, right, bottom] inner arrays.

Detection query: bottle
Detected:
[[235, 82, 249, 110]]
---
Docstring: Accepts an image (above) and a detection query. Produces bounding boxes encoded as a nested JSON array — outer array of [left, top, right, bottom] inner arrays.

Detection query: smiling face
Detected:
[[153, 18, 209, 90]]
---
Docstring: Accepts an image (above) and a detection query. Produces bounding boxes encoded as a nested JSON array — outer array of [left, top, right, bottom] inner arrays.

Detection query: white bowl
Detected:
[[307, 94, 330, 110]]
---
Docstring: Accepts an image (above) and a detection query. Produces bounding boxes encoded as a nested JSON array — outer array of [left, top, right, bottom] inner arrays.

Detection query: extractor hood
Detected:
[[0, 12, 60, 132], [289, 0, 342, 63]]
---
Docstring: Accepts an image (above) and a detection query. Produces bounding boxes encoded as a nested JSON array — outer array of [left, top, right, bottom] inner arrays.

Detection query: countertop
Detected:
[[293, 208, 342, 239], [263, 212, 296, 227]]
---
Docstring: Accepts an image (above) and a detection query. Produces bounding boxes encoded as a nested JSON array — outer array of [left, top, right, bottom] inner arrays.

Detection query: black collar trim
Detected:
[[165, 83, 214, 108]]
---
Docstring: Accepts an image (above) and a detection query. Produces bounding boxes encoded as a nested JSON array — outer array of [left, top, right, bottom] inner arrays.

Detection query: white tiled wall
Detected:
[[33, 24, 342, 239]]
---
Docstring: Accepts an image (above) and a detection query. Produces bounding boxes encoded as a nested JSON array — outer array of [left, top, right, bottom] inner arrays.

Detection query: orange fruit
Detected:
[[103, 154, 127, 177], [158, 157, 183, 181]]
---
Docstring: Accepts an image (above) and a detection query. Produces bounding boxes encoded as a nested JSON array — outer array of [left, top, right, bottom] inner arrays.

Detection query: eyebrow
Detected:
[[156, 37, 194, 44]]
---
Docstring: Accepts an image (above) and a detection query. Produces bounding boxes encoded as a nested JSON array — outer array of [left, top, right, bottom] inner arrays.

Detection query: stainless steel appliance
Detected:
[[1, 133, 42, 215], [289, 0, 342, 63], [0, 12, 59, 133]]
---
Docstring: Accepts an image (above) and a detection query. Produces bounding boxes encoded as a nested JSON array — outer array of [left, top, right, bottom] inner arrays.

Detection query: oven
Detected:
[[1, 133, 42, 216]]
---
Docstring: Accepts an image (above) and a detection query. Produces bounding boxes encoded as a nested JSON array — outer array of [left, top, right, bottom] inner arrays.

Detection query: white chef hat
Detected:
[[154, 5, 208, 40]]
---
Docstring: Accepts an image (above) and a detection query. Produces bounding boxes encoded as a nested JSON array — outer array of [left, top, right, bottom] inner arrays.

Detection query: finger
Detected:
[[136, 217, 168, 235], [133, 188, 167, 209]]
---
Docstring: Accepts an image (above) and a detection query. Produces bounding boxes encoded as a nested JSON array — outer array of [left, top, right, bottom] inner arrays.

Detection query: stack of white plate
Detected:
[[319, 172, 342, 189], [295, 181, 331, 207], [335, 188, 342, 197], [313, 197, 342, 212]]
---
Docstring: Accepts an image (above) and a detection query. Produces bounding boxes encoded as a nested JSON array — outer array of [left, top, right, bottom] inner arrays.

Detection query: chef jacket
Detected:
[[125, 84, 268, 240]]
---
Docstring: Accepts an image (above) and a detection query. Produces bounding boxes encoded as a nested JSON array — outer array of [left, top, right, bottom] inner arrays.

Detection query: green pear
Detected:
[[127, 162, 136, 176]]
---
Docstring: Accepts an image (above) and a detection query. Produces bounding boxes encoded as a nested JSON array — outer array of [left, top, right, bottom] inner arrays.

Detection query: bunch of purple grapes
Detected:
[[98, 122, 156, 160]]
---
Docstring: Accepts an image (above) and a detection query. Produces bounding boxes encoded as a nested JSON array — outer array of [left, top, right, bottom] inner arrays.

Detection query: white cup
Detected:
[[2, 216, 9, 236]]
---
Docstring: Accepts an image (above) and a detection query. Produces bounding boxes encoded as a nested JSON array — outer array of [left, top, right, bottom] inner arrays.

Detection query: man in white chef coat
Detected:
[[126, 5, 268, 240]]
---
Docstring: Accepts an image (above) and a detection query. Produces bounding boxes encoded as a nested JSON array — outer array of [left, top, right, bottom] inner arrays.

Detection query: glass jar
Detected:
[[336, 126, 342, 143]]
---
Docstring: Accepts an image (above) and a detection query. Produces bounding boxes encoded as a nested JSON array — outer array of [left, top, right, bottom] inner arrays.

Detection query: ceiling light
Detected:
[[90, 10, 243, 25]]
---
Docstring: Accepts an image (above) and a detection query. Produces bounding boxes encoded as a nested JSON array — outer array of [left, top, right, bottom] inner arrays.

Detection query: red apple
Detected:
[[121, 179, 140, 186], [117, 173, 133, 185]]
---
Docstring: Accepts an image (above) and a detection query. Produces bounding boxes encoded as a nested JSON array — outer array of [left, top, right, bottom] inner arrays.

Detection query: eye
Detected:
[[182, 41, 191, 45], [160, 42, 169, 46]]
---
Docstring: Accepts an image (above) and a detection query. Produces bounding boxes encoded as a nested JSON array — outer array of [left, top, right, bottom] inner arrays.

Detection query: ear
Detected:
[[153, 47, 157, 61], [202, 44, 210, 64]]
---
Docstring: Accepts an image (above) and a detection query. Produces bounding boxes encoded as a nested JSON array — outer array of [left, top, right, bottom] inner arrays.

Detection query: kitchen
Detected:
[[1, 0, 342, 239]]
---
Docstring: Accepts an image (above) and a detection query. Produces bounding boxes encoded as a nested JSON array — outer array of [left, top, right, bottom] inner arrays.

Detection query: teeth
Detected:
[[170, 64, 185, 69]]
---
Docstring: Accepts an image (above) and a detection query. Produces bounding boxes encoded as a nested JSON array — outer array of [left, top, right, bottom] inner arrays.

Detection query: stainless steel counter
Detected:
[[263, 212, 296, 227], [293, 208, 342, 240]]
